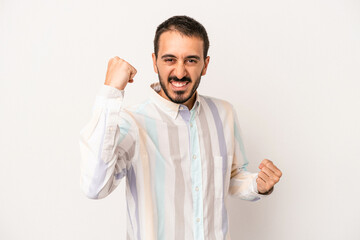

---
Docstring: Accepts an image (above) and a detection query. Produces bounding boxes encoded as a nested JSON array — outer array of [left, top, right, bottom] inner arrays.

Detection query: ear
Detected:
[[152, 53, 158, 74], [201, 56, 210, 76]]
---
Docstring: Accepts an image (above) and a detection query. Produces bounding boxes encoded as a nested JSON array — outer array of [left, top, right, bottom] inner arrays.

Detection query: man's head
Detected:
[[154, 15, 210, 60], [152, 15, 210, 108]]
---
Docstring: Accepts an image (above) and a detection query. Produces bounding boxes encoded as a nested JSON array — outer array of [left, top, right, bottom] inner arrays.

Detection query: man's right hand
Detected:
[[104, 56, 137, 90]]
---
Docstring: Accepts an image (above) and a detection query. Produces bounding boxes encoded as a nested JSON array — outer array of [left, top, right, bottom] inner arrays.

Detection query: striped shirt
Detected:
[[79, 82, 266, 240]]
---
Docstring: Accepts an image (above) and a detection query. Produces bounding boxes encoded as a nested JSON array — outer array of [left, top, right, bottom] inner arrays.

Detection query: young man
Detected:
[[80, 15, 282, 240]]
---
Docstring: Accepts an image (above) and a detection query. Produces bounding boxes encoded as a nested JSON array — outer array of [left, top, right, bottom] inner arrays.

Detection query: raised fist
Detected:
[[104, 56, 137, 90]]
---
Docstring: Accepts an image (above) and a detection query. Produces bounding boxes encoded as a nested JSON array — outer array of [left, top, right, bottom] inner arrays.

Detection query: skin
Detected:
[[103, 30, 282, 194], [104, 56, 137, 90], [257, 159, 282, 194], [152, 30, 210, 109]]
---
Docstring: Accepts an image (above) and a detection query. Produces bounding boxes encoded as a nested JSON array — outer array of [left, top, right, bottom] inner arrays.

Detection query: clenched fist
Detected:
[[104, 56, 137, 90], [256, 159, 282, 194]]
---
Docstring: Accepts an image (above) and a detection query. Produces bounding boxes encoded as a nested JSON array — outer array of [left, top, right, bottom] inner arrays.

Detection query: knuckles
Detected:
[[265, 160, 273, 167], [108, 57, 137, 73], [273, 176, 280, 183], [109, 56, 126, 66]]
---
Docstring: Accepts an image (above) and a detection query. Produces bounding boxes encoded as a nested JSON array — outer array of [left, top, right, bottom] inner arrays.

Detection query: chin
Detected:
[[171, 92, 193, 104]]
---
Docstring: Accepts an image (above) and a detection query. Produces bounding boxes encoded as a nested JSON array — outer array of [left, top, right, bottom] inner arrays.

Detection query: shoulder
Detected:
[[199, 94, 235, 115]]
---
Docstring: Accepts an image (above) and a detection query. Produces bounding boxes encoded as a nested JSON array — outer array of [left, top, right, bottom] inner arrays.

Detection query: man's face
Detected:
[[152, 31, 210, 106]]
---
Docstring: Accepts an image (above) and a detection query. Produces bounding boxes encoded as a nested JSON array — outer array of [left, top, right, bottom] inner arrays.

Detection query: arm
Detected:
[[228, 106, 265, 201], [79, 57, 138, 199], [228, 106, 282, 200]]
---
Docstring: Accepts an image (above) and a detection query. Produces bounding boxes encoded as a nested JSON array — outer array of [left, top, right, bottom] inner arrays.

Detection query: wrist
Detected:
[[99, 85, 124, 98], [104, 83, 125, 91], [258, 187, 274, 195]]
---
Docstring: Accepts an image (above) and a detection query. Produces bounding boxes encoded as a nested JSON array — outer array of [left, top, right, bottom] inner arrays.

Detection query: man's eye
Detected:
[[165, 59, 174, 62], [187, 59, 197, 63]]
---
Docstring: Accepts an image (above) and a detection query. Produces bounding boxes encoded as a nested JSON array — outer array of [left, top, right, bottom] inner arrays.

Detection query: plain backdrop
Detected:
[[1, 0, 359, 239]]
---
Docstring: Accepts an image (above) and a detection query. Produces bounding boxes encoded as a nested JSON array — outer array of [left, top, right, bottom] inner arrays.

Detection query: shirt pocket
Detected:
[[213, 155, 232, 199]]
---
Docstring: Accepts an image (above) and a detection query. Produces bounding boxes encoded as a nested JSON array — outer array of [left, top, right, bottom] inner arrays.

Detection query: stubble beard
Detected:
[[158, 74, 201, 104]]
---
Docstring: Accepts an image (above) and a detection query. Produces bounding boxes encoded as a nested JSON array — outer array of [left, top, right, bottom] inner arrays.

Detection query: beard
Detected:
[[158, 73, 202, 104]]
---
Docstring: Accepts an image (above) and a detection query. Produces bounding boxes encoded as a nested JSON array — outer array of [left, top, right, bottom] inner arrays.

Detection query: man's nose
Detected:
[[173, 62, 187, 79]]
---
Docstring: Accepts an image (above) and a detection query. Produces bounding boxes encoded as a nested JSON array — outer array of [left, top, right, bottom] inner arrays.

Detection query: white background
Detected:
[[1, 0, 359, 239]]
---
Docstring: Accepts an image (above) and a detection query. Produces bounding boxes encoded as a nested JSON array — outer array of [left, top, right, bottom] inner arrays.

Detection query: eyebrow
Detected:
[[161, 54, 201, 60]]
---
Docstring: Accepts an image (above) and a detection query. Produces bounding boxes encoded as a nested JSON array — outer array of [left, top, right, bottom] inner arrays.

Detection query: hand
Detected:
[[104, 56, 137, 90], [256, 159, 282, 194]]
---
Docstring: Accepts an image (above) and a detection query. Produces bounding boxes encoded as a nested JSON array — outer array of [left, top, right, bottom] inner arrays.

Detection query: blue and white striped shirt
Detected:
[[80, 82, 265, 240]]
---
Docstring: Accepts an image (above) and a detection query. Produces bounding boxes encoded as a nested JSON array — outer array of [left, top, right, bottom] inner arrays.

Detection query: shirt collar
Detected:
[[149, 82, 201, 119]]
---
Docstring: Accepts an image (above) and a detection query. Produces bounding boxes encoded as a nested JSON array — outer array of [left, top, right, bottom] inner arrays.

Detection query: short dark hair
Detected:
[[154, 15, 210, 60]]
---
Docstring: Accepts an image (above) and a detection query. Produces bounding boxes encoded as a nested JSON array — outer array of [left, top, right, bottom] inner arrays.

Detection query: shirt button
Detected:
[[196, 218, 200, 222], [195, 186, 199, 191], [108, 127, 113, 131], [180, 106, 184, 110], [190, 123, 193, 127], [193, 155, 197, 159]]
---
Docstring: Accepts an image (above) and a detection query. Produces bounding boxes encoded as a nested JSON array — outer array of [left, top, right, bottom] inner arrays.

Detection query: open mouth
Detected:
[[170, 80, 190, 90], [171, 81, 188, 87]]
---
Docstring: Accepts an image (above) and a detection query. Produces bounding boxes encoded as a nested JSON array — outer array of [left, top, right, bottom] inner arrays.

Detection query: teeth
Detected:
[[172, 81, 187, 87]]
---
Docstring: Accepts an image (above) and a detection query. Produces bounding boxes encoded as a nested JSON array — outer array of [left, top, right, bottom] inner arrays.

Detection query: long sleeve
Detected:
[[79, 85, 137, 199], [228, 106, 267, 201]]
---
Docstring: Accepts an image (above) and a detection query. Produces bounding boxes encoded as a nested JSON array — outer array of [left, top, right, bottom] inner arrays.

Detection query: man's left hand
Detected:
[[256, 159, 282, 194]]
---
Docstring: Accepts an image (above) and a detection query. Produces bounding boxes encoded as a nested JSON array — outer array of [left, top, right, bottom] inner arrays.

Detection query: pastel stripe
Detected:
[[189, 119, 204, 240], [180, 106, 205, 240], [156, 107, 186, 240], [169, 125, 184, 240], [145, 117, 165, 240], [204, 98, 229, 238], [128, 165, 141, 240], [117, 116, 132, 144], [197, 109, 217, 240], [137, 128, 156, 239]]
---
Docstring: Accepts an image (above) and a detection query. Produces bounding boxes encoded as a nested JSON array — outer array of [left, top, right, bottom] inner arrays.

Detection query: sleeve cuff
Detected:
[[93, 85, 125, 113], [98, 85, 124, 98]]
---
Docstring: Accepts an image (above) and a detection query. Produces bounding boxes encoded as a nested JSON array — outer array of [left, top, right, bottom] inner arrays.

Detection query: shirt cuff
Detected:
[[98, 85, 124, 98], [93, 85, 125, 113]]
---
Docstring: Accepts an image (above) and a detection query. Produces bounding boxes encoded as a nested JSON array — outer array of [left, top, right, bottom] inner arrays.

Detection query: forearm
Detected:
[[228, 169, 262, 201], [79, 85, 126, 199]]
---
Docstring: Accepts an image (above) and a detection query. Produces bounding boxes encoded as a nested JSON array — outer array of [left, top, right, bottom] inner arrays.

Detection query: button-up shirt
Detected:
[[79, 83, 266, 240]]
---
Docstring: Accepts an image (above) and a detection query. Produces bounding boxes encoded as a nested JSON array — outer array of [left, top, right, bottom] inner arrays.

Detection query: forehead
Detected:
[[158, 30, 204, 58]]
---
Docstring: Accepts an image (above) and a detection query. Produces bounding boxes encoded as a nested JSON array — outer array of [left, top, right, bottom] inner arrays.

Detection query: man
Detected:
[[80, 15, 282, 240]]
